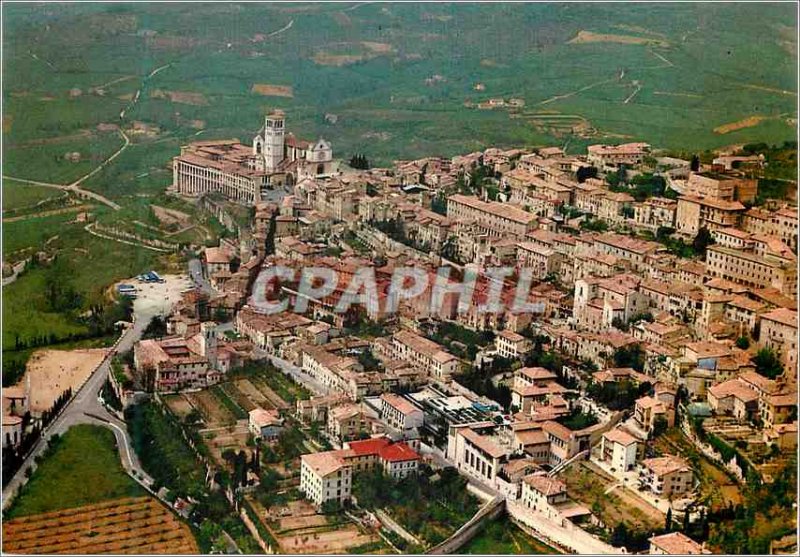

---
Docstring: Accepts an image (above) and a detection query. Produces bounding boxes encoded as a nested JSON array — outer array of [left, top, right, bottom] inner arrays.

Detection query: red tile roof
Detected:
[[378, 442, 420, 463]]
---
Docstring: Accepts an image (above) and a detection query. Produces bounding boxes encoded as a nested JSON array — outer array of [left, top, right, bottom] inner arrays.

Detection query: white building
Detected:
[[300, 451, 352, 508], [379, 393, 424, 432], [248, 407, 284, 441], [520, 474, 568, 521], [391, 330, 459, 381], [599, 427, 640, 474]]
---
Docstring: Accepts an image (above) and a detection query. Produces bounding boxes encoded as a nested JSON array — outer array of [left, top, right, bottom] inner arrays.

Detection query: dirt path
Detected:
[[538, 77, 617, 106], [84, 222, 173, 253], [267, 19, 294, 38], [3, 204, 92, 223]]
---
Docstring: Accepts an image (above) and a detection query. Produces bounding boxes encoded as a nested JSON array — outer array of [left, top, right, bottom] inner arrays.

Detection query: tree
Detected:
[[666, 507, 673, 532], [576, 166, 598, 183], [349, 154, 370, 170], [735, 336, 750, 350], [431, 193, 447, 216], [652, 415, 668, 439], [613, 344, 645, 372], [692, 227, 715, 256], [690, 154, 700, 172], [753, 347, 783, 379]]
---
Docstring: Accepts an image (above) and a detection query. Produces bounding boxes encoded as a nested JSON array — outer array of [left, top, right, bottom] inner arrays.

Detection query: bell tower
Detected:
[[263, 109, 285, 172]]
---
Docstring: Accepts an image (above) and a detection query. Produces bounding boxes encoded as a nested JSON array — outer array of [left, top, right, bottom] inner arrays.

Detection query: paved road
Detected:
[[188, 258, 215, 296], [2, 305, 159, 509]]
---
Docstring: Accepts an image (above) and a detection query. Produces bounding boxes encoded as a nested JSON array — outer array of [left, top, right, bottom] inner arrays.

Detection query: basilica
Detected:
[[172, 110, 336, 205]]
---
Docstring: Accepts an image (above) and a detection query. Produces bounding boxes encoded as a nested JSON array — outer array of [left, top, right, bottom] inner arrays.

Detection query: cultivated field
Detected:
[[252, 496, 385, 554], [3, 497, 199, 554]]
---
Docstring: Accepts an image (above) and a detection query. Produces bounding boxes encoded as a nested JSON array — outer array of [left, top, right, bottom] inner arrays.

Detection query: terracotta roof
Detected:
[[523, 474, 567, 496], [708, 379, 758, 403], [460, 428, 508, 459], [518, 367, 557, 382], [515, 428, 549, 446], [205, 247, 233, 265], [642, 455, 691, 477], [302, 451, 346, 477], [249, 407, 282, 428], [381, 393, 421, 416], [346, 437, 391, 456], [603, 428, 639, 446], [761, 307, 797, 328], [378, 442, 420, 463], [649, 532, 708, 555]]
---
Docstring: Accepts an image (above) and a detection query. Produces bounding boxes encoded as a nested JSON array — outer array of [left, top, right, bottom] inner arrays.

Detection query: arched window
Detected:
[[317, 164, 325, 175]]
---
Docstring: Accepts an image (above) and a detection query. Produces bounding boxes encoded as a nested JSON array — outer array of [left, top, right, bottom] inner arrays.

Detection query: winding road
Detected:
[[2, 302, 162, 509]]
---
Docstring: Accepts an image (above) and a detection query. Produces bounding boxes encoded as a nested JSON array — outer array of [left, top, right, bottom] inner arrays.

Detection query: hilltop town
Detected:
[[3, 110, 797, 555]]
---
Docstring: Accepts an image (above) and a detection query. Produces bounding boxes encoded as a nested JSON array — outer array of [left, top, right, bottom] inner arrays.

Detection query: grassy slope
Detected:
[[2, 180, 60, 210], [2, 219, 160, 351], [461, 516, 559, 554], [6, 424, 145, 518]]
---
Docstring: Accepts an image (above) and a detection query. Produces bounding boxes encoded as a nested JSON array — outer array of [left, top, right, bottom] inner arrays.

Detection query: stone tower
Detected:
[[263, 109, 285, 172], [200, 321, 218, 370]]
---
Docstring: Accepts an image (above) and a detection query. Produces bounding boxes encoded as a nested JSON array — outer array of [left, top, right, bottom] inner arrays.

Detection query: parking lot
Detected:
[[115, 274, 193, 318]]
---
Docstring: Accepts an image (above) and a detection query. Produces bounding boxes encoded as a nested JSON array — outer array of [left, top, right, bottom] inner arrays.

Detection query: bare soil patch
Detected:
[[251, 84, 294, 98], [714, 115, 767, 134], [152, 205, 192, 227], [163, 394, 195, 418], [23, 348, 108, 414], [235, 379, 272, 408], [151, 89, 209, 106], [186, 390, 235, 427], [568, 30, 669, 47]]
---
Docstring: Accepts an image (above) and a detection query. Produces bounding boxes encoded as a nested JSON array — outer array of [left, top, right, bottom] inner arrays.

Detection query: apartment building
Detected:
[[327, 403, 367, 442], [684, 172, 757, 203], [705, 245, 797, 297], [380, 393, 424, 432], [632, 197, 677, 230], [590, 233, 662, 274], [634, 395, 675, 433], [707, 378, 759, 421], [597, 191, 634, 224], [638, 455, 693, 498], [446, 194, 537, 239], [675, 195, 745, 237], [447, 424, 511, 484], [391, 330, 459, 381], [300, 451, 352, 507], [520, 475, 569, 521], [516, 242, 563, 279], [300, 437, 420, 507], [599, 427, 641, 474], [495, 330, 533, 360], [759, 308, 798, 370], [586, 142, 651, 169]]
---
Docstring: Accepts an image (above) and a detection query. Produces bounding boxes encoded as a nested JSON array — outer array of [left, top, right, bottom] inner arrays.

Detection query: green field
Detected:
[[2, 3, 796, 200], [2, 179, 61, 211], [5, 424, 145, 518], [461, 516, 559, 554]]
